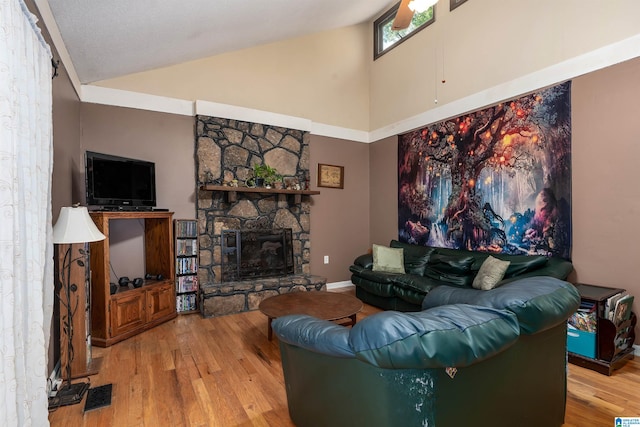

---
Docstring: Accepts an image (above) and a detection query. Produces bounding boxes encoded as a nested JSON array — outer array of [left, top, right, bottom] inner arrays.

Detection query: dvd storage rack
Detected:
[[174, 219, 199, 313]]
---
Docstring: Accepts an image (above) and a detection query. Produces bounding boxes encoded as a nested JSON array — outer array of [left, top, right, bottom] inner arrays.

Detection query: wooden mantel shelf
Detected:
[[200, 184, 320, 203]]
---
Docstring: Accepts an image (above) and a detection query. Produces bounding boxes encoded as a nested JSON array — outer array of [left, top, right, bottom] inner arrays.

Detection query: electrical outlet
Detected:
[[323, 255, 329, 264]]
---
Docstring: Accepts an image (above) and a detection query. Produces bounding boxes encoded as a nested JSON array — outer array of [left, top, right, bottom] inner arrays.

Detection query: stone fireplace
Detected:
[[195, 115, 326, 317]]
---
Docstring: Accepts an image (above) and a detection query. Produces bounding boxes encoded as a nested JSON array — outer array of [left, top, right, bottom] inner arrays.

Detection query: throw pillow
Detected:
[[472, 256, 511, 290], [372, 244, 405, 274]]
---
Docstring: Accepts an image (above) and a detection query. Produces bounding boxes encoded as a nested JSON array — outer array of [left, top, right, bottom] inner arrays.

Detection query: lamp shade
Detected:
[[53, 206, 106, 244]]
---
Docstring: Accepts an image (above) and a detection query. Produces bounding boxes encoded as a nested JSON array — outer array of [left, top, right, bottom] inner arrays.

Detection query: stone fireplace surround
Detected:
[[195, 115, 326, 317]]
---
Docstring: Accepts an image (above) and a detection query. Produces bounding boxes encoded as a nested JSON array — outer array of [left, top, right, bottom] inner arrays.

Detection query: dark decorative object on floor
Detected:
[[83, 384, 113, 412]]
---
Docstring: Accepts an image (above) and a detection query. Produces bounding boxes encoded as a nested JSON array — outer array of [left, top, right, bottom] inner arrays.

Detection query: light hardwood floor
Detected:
[[49, 291, 639, 427]]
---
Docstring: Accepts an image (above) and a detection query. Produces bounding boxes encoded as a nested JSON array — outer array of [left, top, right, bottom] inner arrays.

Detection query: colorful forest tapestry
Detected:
[[398, 81, 572, 259]]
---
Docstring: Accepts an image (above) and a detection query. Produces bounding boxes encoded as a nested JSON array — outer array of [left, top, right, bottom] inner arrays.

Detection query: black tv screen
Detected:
[[85, 151, 156, 209]]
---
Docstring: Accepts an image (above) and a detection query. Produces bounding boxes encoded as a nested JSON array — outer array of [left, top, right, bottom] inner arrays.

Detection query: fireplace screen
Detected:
[[221, 228, 294, 281]]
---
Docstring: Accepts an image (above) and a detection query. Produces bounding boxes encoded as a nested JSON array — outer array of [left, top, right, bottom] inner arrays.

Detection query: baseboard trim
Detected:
[[634, 344, 639, 357], [326, 281, 354, 291]]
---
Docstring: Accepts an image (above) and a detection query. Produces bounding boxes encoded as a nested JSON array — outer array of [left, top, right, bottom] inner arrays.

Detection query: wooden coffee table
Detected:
[[259, 291, 363, 340]]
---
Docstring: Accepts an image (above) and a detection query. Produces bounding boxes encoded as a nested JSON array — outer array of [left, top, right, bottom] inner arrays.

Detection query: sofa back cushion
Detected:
[[349, 304, 520, 369], [501, 255, 549, 278], [422, 277, 580, 334], [423, 253, 475, 286], [390, 240, 435, 275]]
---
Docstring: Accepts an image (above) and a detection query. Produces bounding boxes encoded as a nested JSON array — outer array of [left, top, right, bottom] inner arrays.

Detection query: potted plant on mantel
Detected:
[[252, 164, 282, 189]]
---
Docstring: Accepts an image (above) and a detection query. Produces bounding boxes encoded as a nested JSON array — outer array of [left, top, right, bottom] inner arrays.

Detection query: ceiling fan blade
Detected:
[[392, 0, 414, 31]]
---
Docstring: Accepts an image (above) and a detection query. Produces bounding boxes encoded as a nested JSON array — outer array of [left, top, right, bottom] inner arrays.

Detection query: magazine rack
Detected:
[[568, 283, 636, 375]]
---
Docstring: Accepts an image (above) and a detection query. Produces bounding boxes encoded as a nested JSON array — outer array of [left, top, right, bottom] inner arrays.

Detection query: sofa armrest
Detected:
[[500, 257, 573, 284], [272, 315, 356, 358], [353, 253, 373, 270], [349, 304, 519, 369]]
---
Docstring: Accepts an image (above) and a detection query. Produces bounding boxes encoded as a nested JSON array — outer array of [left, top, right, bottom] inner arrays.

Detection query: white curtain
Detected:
[[0, 0, 54, 426]]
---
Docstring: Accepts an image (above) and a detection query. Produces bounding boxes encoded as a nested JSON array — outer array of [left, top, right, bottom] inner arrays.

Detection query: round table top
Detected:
[[258, 291, 363, 321]]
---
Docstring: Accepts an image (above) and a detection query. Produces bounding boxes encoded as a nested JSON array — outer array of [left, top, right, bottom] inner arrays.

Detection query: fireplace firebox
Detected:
[[221, 229, 294, 281]]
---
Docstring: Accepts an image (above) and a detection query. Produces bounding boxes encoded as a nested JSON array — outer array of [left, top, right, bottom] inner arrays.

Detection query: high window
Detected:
[[374, 2, 435, 59]]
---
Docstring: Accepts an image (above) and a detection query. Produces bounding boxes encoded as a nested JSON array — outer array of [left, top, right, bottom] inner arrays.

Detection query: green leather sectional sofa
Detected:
[[350, 240, 573, 311], [272, 276, 580, 427]]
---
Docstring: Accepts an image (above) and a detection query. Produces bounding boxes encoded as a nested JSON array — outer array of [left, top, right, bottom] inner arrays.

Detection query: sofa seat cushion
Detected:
[[393, 284, 436, 306], [349, 304, 520, 369], [422, 277, 580, 334], [350, 270, 398, 297], [392, 274, 443, 295]]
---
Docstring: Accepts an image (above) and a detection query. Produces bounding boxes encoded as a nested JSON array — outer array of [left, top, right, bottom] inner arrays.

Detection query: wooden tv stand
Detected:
[[89, 211, 176, 347]]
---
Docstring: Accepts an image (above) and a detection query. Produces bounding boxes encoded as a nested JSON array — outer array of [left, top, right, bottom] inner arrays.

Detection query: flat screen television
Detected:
[[85, 151, 156, 209]]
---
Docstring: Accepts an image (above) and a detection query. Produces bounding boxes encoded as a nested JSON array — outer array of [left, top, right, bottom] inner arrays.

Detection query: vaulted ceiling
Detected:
[[46, 0, 393, 84]]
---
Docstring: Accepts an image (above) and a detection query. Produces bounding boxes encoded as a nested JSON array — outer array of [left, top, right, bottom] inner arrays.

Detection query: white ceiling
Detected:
[[46, 0, 394, 84]]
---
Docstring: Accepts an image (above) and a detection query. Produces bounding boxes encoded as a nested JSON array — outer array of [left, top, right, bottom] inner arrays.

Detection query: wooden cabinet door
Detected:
[[111, 290, 146, 337], [146, 283, 175, 323]]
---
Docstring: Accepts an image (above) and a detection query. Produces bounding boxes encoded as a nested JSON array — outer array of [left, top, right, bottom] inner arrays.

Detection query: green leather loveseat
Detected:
[[350, 240, 573, 311], [272, 277, 580, 427]]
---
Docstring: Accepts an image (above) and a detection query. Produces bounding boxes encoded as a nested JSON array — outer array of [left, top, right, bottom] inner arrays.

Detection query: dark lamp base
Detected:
[[48, 381, 90, 409]]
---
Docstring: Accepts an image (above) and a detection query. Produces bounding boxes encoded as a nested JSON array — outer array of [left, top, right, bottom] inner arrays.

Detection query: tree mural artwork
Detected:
[[398, 82, 572, 258]]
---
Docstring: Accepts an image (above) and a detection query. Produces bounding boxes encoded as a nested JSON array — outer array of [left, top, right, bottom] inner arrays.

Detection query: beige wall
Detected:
[[89, 1, 640, 135], [572, 57, 640, 338], [79, 104, 195, 217], [369, 136, 397, 246], [309, 135, 370, 283], [50, 22, 81, 222], [79, 104, 194, 280], [369, 0, 640, 129], [94, 25, 371, 131]]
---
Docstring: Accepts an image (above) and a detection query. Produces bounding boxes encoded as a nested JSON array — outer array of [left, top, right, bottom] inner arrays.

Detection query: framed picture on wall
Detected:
[[317, 164, 344, 189], [450, 0, 468, 11]]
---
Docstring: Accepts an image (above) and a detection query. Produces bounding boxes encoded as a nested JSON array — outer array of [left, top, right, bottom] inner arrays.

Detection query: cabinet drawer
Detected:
[[567, 327, 596, 359]]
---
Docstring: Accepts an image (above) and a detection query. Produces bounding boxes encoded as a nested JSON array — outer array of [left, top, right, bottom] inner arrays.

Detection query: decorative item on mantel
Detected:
[[201, 163, 319, 203], [200, 183, 320, 204], [251, 164, 282, 189]]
